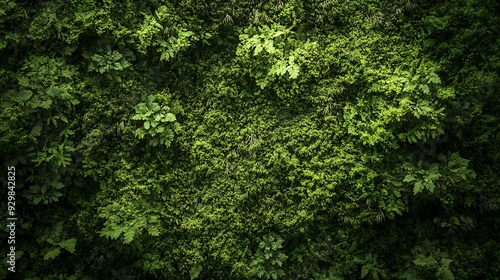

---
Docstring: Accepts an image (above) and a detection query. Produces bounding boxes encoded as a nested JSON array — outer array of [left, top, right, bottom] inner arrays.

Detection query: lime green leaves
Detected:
[[131, 94, 182, 147], [98, 200, 162, 244], [1, 0, 498, 278], [237, 23, 319, 91], [136, 12, 163, 53], [157, 28, 196, 61], [390, 62, 445, 98], [267, 55, 301, 80], [135, 5, 203, 61], [88, 50, 132, 74], [348, 60, 450, 148]]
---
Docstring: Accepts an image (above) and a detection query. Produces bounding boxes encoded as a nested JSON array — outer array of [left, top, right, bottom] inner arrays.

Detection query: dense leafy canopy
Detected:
[[1, 0, 499, 279]]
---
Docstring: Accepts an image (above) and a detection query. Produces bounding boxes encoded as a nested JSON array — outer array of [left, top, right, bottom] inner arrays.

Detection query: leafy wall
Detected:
[[1, 0, 499, 279]]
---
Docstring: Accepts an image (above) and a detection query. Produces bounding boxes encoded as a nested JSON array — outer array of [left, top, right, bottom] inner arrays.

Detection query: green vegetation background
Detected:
[[1, 0, 499, 279]]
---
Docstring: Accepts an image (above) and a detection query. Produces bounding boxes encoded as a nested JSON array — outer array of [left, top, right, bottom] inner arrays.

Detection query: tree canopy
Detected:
[[1, 0, 499, 279]]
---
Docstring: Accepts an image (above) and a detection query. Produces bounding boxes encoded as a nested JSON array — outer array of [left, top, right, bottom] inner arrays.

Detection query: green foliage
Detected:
[[131, 94, 182, 147], [1, 0, 499, 279], [98, 200, 160, 244], [134, 4, 207, 61], [353, 253, 388, 280], [189, 264, 203, 280], [38, 222, 77, 261], [403, 152, 476, 199], [249, 234, 288, 279], [16, 56, 80, 109], [236, 23, 319, 94], [26, 181, 65, 205], [401, 240, 455, 280], [88, 50, 132, 73]]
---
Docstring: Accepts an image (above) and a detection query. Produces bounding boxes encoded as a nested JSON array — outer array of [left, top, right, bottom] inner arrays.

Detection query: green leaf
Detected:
[[189, 264, 203, 280], [131, 114, 144, 120], [270, 60, 287, 76], [254, 44, 263, 56], [33, 197, 42, 205], [426, 181, 436, 193], [172, 122, 182, 133], [150, 103, 161, 112], [413, 181, 424, 195], [135, 103, 148, 113], [403, 175, 416, 182], [123, 229, 135, 244], [256, 79, 268, 89], [155, 114, 164, 121], [110, 228, 123, 239], [59, 238, 77, 254], [361, 266, 369, 278], [18, 90, 33, 101], [53, 191, 63, 198], [44, 247, 61, 260], [428, 73, 441, 84], [39, 99, 53, 109], [30, 125, 43, 137], [147, 95, 156, 105], [287, 64, 300, 79], [420, 84, 430, 94], [164, 113, 176, 122], [263, 39, 276, 54], [135, 128, 146, 138]]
